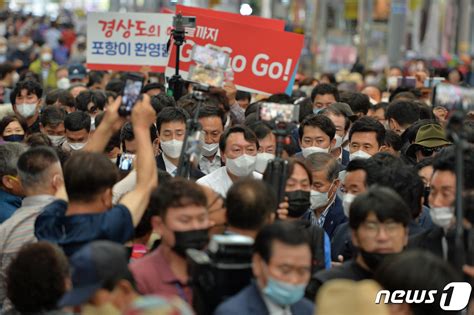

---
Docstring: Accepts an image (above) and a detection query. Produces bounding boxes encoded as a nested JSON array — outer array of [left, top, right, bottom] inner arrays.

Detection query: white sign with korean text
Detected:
[[87, 12, 173, 72]]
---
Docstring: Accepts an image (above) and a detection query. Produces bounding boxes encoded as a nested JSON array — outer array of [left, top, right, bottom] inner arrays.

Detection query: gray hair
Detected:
[[305, 152, 340, 182], [0, 143, 27, 178]]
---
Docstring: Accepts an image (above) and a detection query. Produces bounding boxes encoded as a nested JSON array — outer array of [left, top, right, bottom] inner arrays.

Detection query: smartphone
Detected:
[[191, 45, 230, 70], [188, 64, 225, 87], [117, 153, 136, 171], [258, 102, 300, 124], [396, 76, 416, 88], [119, 74, 144, 116], [432, 83, 474, 112], [423, 77, 445, 88]]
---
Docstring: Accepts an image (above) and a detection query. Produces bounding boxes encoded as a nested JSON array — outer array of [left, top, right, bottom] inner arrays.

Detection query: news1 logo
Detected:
[[375, 282, 472, 311]]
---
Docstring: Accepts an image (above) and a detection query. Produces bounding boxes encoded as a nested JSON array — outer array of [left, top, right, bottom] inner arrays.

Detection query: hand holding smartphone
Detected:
[[119, 74, 145, 116]]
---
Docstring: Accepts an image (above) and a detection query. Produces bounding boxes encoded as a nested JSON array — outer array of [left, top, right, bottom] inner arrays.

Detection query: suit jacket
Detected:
[[156, 154, 205, 180], [407, 226, 457, 266], [341, 149, 350, 167], [214, 282, 314, 315], [323, 196, 347, 239]]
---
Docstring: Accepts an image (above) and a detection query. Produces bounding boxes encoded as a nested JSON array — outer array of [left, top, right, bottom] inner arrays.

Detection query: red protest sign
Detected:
[[176, 5, 285, 31], [167, 8, 304, 95]]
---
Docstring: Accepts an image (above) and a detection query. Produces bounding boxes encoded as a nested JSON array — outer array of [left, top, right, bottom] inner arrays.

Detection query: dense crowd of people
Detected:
[[0, 10, 473, 315]]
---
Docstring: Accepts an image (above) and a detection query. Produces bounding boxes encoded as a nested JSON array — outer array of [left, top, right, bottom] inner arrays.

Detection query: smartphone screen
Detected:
[[120, 76, 144, 115], [117, 153, 135, 171], [259, 103, 300, 123], [192, 45, 229, 70]]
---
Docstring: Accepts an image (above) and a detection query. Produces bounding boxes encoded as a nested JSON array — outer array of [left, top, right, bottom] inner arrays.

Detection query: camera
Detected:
[[188, 45, 231, 88], [186, 234, 254, 315]]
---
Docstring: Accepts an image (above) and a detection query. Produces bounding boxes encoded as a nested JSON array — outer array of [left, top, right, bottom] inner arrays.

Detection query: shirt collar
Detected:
[[162, 154, 177, 176], [21, 195, 56, 207]]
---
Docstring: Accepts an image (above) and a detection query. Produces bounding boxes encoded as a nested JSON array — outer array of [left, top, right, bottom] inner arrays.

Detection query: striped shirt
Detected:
[[0, 195, 56, 307]]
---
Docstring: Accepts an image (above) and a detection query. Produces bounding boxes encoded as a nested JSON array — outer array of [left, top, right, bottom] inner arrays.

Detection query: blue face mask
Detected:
[[263, 276, 306, 306], [313, 108, 323, 114]]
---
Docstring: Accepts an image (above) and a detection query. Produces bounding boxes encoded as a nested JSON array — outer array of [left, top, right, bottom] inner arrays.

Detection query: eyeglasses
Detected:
[[418, 146, 444, 157], [361, 221, 403, 236]]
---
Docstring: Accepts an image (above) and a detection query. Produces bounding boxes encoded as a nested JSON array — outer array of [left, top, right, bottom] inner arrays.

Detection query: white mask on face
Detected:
[[310, 190, 329, 210], [349, 150, 372, 161], [161, 139, 183, 159], [201, 142, 219, 157], [334, 135, 343, 148], [302, 146, 329, 158], [16, 103, 37, 118], [255, 152, 275, 174], [57, 77, 70, 90], [69, 142, 87, 151], [343, 193, 356, 217], [48, 135, 65, 147], [429, 207, 454, 229], [226, 154, 256, 177], [41, 53, 53, 63]]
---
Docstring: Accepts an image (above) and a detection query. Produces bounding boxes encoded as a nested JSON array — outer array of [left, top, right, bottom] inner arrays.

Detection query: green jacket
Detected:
[[28, 59, 59, 89]]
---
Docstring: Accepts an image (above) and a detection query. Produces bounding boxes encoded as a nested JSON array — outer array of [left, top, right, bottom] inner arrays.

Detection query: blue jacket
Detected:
[[0, 189, 22, 224], [214, 282, 314, 315]]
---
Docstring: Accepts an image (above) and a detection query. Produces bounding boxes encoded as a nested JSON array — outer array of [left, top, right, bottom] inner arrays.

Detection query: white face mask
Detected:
[[349, 150, 372, 161], [48, 135, 65, 147], [343, 193, 356, 217], [69, 142, 87, 151], [57, 77, 70, 90], [12, 72, 20, 85], [429, 207, 454, 229], [302, 146, 329, 158], [161, 139, 183, 159], [255, 152, 275, 174], [334, 135, 343, 149], [16, 103, 37, 118], [201, 142, 219, 157], [41, 53, 53, 62], [310, 190, 329, 210], [226, 154, 256, 177], [90, 117, 96, 131]]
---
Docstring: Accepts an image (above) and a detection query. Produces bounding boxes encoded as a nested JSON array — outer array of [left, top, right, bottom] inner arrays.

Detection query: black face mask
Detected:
[[423, 186, 431, 208], [172, 228, 209, 257], [3, 134, 24, 142], [359, 249, 394, 271], [285, 190, 311, 218]]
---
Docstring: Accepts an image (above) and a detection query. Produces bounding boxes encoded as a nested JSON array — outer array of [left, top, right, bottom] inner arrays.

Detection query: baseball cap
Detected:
[[329, 102, 358, 121], [59, 241, 132, 307], [406, 124, 452, 159], [68, 64, 87, 80]]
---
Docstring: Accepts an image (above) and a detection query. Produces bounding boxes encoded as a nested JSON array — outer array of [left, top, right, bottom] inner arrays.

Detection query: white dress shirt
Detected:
[[162, 154, 178, 177], [196, 166, 262, 197], [199, 150, 222, 175]]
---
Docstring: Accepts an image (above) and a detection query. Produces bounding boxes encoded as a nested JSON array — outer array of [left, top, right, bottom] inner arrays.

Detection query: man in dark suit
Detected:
[[214, 222, 314, 315], [302, 152, 347, 239], [155, 106, 205, 180]]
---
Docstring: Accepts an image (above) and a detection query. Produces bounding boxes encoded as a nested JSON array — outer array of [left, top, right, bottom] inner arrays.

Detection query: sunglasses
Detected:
[[418, 146, 444, 157]]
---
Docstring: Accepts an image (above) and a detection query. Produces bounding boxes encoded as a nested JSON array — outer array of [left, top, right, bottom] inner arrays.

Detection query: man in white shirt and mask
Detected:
[[197, 125, 261, 196], [197, 105, 225, 175], [155, 107, 205, 179], [297, 114, 336, 159]]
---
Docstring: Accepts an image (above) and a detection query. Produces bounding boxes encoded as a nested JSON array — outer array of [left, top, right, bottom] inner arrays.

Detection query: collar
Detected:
[[260, 285, 292, 314], [162, 154, 177, 176], [21, 194, 56, 207], [152, 246, 187, 286]]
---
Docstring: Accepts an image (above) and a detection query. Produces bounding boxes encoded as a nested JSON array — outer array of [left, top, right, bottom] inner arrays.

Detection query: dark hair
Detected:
[[372, 102, 389, 113], [320, 73, 337, 85], [105, 78, 125, 94], [197, 105, 225, 127], [349, 186, 411, 229], [366, 161, 424, 219], [383, 130, 403, 152], [339, 91, 370, 115], [134, 207, 154, 239], [226, 178, 277, 230], [148, 178, 207, 218], [156, 106, 189, 134], [236, 90, 251, 102], [0, 115, 28, 136], [245, 102, 260, 118], [141, 82, 165, 94], [64, 111, 91, 132], [6, 242, 69, 313], [248, 121, 273, 141], [349, 117, 386, 147], [403, 119, 438, 145], [414, 157, 433, 172], [320, 107, 351, 132], [86, 71, 105, 88], [374, 250, 462, 315], [45, 89, 61, 106], [416, 102, 434, 120], [305, 152, 339, 182], [75, 90, 107, 113], [0, 143, 26, 179], [17, 146, 59, 188], [345, 159, 369, 187], [64, 152, 119, 202], [0, 62, 16, 80], [219, 125, 258, 152], [295, 97, 314, 123], [287, 158, 313, 186], [254, 221, 310, 263], [150, 93, 176, 115], [10, 80, 43, 105], [56, 90, 76, 109], [25, 133, 52, 147], [433, 146, 474, 190], [40, 106, 67, 128], [266, 93, 292, 104], [385, 100, 420, 127], [299, 114, 336, 141], [310, 83, 339, 103], [19, 71, 41, 85]]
